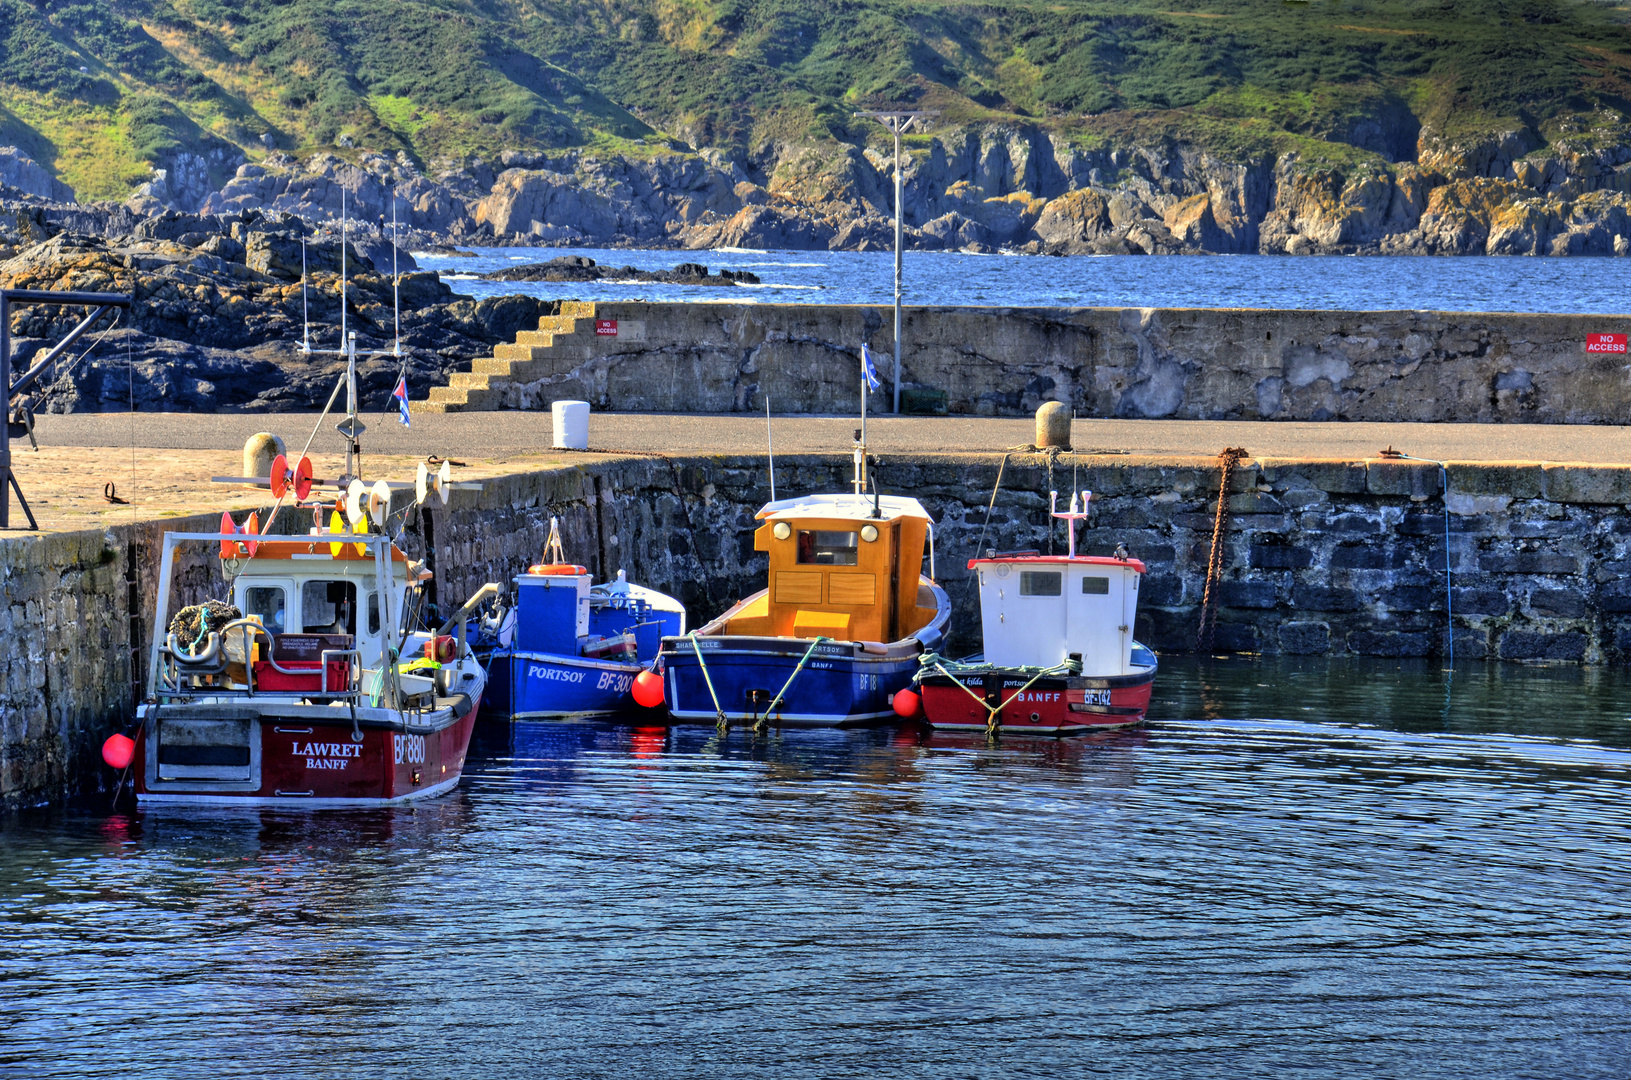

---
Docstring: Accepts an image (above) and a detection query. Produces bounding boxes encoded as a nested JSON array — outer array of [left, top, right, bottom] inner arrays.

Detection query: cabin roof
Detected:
[[969, 554, 1146, 573], [756, 493, 932, 523]]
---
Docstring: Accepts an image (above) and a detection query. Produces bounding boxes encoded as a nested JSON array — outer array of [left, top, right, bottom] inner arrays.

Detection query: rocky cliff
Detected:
[[93, 117, 1631, 257]]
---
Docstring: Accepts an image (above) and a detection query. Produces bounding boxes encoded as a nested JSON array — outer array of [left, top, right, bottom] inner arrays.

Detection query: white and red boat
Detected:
[[127, 523, 497, 807], [904, 491, 1157, 736]]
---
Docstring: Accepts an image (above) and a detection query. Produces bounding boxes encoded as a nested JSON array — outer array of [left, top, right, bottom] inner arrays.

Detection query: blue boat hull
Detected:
[[658, 577, 952, 728], [661, 641, 923, 727], [487, 651, 644, 719]]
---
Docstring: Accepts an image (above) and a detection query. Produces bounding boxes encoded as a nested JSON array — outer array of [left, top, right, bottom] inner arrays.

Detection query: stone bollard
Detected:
[[1035, 401, 1071, 450], [243, 432, 285, 477]]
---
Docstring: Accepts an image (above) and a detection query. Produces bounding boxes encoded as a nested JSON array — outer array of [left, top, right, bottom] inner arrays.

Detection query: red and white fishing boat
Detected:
[[902, 491, 1157, 735], [125, 522, 497, 807]]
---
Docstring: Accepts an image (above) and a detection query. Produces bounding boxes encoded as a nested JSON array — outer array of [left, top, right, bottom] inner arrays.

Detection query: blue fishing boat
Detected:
[[485, 521, 685, 719], [655, 487, 950, 728]]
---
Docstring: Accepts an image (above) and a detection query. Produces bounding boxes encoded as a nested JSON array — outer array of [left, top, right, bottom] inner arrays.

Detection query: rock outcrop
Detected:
[[22, 117, 1631, 260], [0, 223, 554, 413], [483, 255, 757, 286], [0, 148, 75, 203]]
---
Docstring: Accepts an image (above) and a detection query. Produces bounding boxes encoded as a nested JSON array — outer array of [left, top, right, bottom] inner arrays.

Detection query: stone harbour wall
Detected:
[[8, 448, 1631, 809], [467, 300, 1631, 424]]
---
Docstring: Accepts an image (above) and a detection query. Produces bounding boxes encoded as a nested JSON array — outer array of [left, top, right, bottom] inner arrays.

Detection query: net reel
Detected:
[[267, 454, 315, 501], [415, 460, 452, 507]]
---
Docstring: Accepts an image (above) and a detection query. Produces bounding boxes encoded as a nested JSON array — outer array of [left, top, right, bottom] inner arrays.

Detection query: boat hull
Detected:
[[132, 696, 482, 807], [661, 638, 923, 728], [486, 651, 643, 719], [918, 649, 1158, 736]]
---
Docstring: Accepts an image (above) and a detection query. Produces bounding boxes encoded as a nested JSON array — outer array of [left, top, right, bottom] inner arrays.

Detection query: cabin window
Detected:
[[367, 592, 381, 635], [242, 586, 287, 635], [796, 530, 859, 566], [1082, 576, 1110, 595], [1019, 571, 1062, 596], [302, 580, 357, 635]]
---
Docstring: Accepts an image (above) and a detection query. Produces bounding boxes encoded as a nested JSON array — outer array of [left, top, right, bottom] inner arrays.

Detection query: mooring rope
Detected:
[[755, 635, 829, 734], [1197, 447, 1248, 652], [974, 452, 1011, 556], [931, 660, 1072, 738], [687, 631, 728, 731]]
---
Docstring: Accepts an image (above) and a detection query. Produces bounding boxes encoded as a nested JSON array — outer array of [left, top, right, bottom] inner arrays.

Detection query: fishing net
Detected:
[[168, 599, 242, 655]]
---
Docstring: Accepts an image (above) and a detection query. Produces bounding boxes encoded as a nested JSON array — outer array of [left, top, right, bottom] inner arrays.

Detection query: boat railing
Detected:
[[156, 618, 363, 704]]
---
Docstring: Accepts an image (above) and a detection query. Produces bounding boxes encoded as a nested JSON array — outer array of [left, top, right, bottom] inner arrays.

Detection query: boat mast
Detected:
[[391, 188, 401, 361], [1050, 489, 1093, 558], [765, 395, 776, 503], [339, 184, 347, 352], [300, 235, 310, 354], [854, 383, 867, 496], [337, 331, 365, 485]]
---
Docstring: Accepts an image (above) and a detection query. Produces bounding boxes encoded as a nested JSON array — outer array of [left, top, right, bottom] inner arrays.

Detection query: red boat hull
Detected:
[[133, 698, 482, 807], [917, 668, 1155, 735]]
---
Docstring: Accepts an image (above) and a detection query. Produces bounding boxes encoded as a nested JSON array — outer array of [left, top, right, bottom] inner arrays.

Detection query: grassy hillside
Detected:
[[6, 0, 1631, 198]]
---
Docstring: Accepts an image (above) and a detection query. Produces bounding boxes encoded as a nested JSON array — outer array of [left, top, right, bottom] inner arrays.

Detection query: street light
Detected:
[[856, 108, 936, 414]]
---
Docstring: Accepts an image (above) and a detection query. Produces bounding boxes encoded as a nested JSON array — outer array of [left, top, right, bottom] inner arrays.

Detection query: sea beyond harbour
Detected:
[[424, 247, 1631, 314], [4, 657, 1629, 1077]]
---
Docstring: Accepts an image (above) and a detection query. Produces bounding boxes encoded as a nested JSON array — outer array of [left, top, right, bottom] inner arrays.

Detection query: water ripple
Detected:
[[3, 659, 1630, 1077]]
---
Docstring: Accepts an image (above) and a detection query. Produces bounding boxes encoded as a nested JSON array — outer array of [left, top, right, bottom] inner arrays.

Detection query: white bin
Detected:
[[552, 400, 589, 450]]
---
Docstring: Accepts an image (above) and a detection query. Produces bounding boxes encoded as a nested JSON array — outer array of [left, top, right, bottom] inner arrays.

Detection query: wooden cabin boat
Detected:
[[908, 492, 1157, 735], [655, 491, 950, 727], [485, 521, 686, 719], [130, 526, 495, 807]]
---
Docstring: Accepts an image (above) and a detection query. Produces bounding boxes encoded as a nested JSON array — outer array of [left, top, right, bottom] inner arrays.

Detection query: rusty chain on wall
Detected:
[[1197, 447, 1249, 652]]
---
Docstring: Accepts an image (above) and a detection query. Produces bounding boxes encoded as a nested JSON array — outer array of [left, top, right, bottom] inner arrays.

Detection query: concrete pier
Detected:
[[407, 300, 1631, 425], [8, 412, 1631, 808]]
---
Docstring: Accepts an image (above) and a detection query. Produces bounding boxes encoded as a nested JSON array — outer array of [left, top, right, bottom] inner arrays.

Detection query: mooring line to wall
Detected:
[[1197, 447, 1248, 652]]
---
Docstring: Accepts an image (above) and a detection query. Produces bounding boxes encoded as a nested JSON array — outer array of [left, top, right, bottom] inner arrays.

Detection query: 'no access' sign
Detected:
[[1587, 333, 1626, 353]]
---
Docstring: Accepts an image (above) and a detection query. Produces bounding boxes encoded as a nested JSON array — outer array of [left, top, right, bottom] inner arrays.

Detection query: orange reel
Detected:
[[218, 511, 260, 559], [269, 455, 314, 501]]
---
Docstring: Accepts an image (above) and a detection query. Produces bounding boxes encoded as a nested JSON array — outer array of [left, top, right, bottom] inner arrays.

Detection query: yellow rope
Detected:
[[933, 661, 1071, 738], [755, 636, 829, 734], [688, 632, 728, 731]]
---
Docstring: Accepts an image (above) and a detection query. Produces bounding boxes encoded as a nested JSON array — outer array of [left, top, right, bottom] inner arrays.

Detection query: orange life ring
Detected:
[[527, 563, 588, 576]]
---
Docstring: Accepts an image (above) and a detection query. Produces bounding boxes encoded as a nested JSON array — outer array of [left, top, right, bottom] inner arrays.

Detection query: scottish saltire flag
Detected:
[[860, 343, 881, 392], [392, 374, 410, 426]]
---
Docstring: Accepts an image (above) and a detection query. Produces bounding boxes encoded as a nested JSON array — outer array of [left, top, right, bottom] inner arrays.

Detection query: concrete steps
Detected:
[[413, 301, 601, 413]]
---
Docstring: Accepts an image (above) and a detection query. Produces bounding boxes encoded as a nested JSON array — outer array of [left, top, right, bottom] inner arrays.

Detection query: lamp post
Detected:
[[856, 108, 935, 414]]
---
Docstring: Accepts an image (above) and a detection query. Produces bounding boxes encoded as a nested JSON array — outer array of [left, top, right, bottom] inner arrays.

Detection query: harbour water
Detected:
[[424, 247, 1631, 314], [4, 657, 1629, 1076]]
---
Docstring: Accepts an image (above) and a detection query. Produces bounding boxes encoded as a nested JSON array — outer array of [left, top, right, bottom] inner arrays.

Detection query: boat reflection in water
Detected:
[[12, 657, 1631, 1076]]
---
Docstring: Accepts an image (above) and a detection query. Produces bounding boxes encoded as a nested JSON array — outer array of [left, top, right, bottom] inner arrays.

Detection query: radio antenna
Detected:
[[765, 395, 776, 502]]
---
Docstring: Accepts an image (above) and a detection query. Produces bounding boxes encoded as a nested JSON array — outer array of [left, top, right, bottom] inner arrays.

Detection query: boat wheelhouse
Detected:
[[132, 527, 494, 807], [911, 492, 1157, 735], [485, 520, 687, 719], [656, 491, 950, 728]]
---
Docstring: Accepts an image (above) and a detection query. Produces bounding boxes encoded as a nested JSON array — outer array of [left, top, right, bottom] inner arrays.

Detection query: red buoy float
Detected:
[[527, 563, 588, 576], [631, 669, 666, 708], [892, 688, 921, 719], [102, 733, 135, 770]]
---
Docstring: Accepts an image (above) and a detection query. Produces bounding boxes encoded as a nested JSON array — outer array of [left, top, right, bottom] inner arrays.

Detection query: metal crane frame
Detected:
[[1, 288, 135, 529]]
